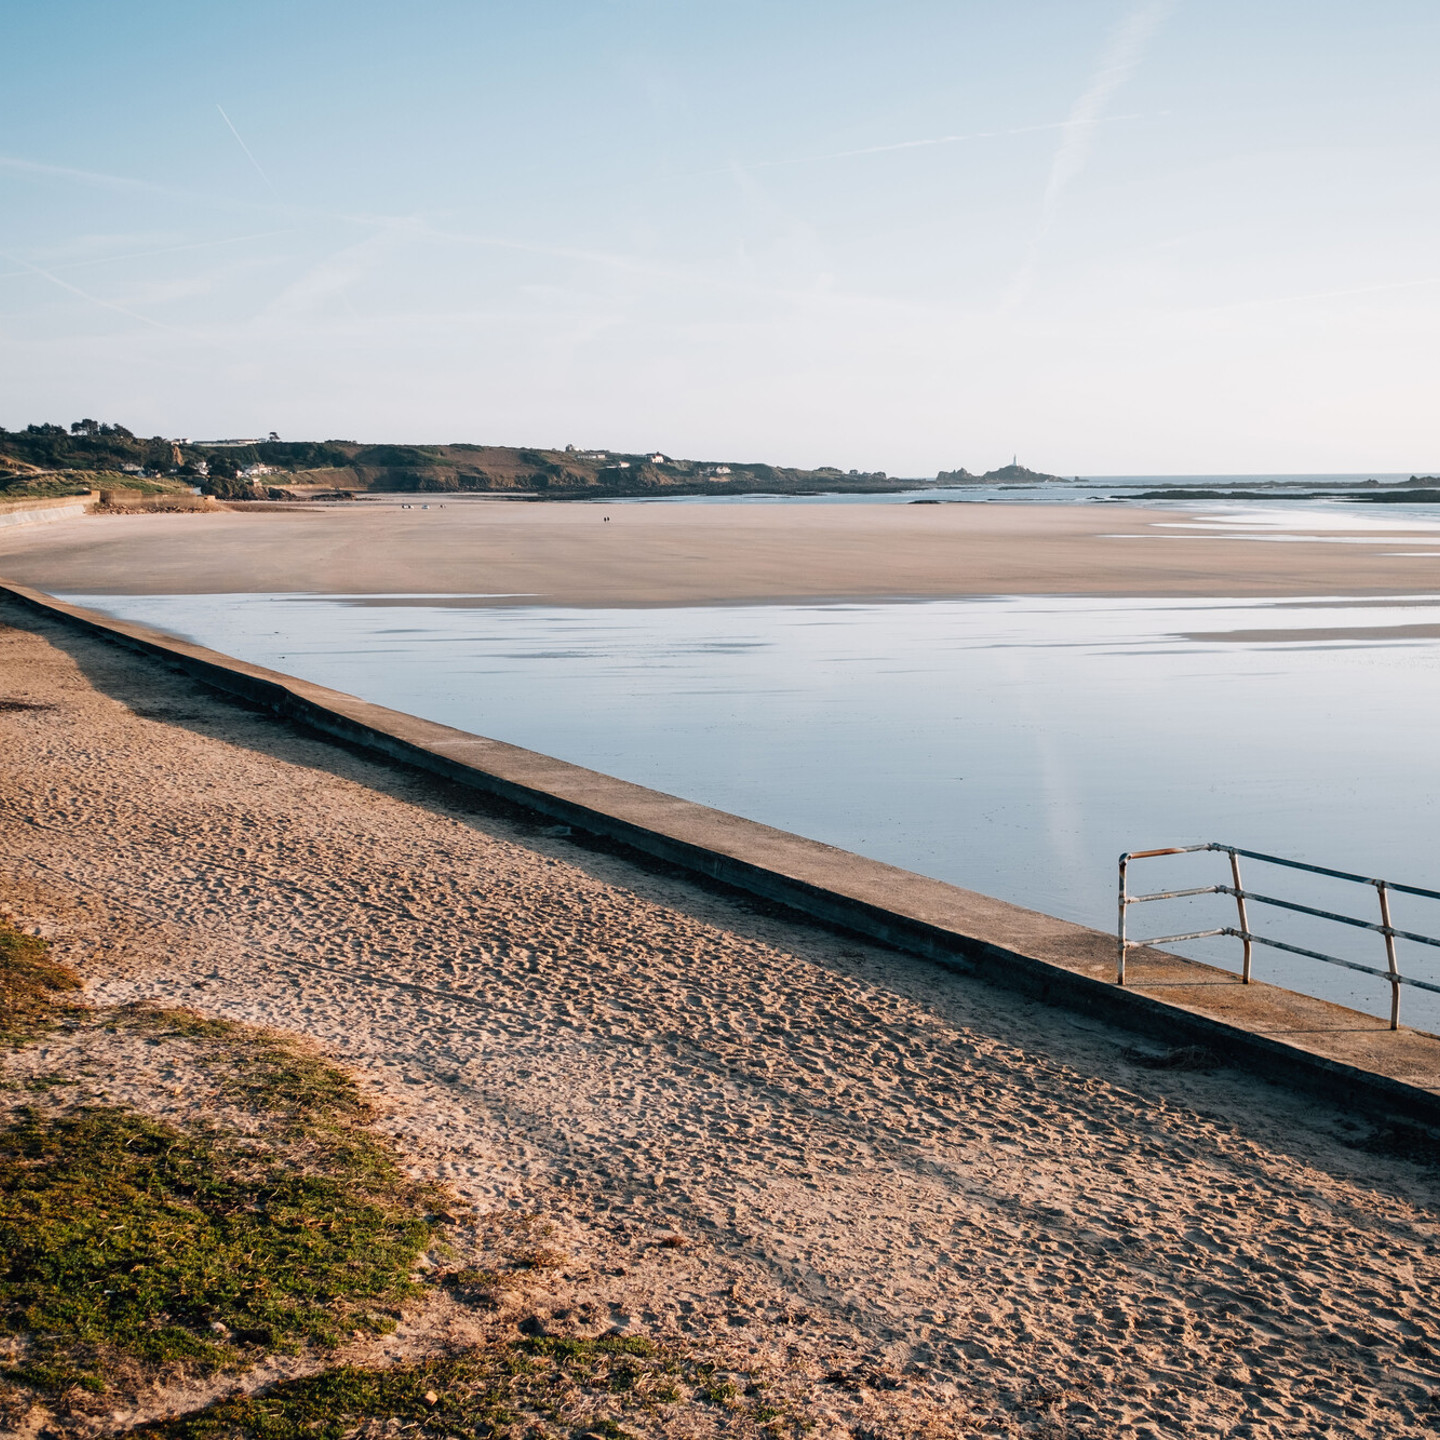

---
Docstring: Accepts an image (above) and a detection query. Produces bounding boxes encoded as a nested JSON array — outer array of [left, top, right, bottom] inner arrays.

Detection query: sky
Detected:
[[2, 0, 1439, 475]]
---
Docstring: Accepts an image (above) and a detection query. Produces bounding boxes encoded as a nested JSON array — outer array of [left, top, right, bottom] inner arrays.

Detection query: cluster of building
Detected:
[[565, 445, 734, 475]]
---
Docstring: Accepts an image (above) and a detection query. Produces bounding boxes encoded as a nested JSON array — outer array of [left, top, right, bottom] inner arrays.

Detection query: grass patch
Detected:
[[0, 471, 195, 501], [0, 1103, 433, 1378], [116, 1005, 378, 1134], [0, 990, 447, 1402], [90, 474, 198, 498], [125, 1335, 793, 1440], [0, 919, 82, 1044], [0, 474, 93, 499]]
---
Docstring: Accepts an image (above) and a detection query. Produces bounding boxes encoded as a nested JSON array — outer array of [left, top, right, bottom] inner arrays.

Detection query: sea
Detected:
[[598, 471, 1440, 516], [60, 474, 1440, 1031]]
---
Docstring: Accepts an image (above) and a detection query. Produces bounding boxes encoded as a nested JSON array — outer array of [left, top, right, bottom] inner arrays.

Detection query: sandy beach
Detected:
[[5, 596, 1440, 1436], [3, 500, 1440, 604]]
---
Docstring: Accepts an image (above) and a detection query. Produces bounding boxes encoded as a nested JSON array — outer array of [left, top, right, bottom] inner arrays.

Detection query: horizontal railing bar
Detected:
[[1131, 927, 1388, 979], [1237, 931, 1398, 979], [1127, 886, 1226, 904], [1121, 845, 1215, 860], [1123, 883, 1440, 948], [1239, 932, 1440, 992], [1208, 843, 1440, 904], [1397, 974, 1440, 996], [1132, 925, 1440, 996], [1211, 888, 1440, 950], [1127, 928, 1230, 947]]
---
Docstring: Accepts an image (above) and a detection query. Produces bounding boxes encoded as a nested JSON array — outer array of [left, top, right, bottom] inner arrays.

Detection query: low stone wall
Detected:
[[4, 577, 1439, 1124], [93, 491, 217, 514], [0, 493, 96, 528]]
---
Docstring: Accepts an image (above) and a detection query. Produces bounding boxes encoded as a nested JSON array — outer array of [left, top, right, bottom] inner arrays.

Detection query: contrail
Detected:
[[0, 154, 167, 193], [0, 149, 396, 230], [1040, 0, 1175, 228], [808, 115, 1142, 164], [216, 104, 279, 197], [0, 248, 177, 331], [681, 115, 1143, 183], [0, 230, 292, 282], [1007, 0, 1177, 305]]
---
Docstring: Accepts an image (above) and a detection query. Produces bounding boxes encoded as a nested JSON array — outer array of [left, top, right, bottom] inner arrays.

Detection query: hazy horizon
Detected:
[[5, 1, 1439, 475]]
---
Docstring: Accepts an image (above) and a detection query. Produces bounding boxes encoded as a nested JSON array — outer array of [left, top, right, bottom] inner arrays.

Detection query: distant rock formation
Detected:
[[935, 463, 1065, 484], [980, 463, 1064, 483]]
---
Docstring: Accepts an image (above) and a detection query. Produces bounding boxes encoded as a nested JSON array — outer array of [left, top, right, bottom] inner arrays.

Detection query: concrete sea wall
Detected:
[[0, 493, 96, 529], [4, 577, 1439, 1125]]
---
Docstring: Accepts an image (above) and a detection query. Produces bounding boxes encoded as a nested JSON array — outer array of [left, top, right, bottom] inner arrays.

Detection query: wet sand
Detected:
[[5, 600, 1440, 1437], [3, 500, 1440, 602]]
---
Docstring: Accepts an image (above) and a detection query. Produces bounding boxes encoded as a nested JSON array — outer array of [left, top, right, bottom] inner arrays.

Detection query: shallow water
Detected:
[[63, 589, 1440, 1031], [601, 472, 1440, 516]]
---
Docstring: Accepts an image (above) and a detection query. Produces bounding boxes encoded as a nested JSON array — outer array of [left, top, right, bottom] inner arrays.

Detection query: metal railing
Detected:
[[1117, 842, 1440, 1029]]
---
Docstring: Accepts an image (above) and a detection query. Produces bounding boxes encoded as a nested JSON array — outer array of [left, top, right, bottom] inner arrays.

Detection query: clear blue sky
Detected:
[[3, 1, 1438, 474]]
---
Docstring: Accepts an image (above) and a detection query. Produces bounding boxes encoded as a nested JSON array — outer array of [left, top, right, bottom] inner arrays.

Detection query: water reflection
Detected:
[[62, 590, 1440, 1031]]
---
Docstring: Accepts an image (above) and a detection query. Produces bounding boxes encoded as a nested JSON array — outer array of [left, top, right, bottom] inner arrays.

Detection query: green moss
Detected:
[[511, 1335, 659, 1372], [0, 991, 447, 1403], [127, 1357, 517, 1440], [90, 473, 199, 497], [0, 472, 197, 500], [0, 1101, 435, 1392], [116, 1005, 379, 1135], [5, 1359, 106, 1394], [126, 1334, 794, 1440], [0, 474, 93, 499], [0, 920, 82, 1044], [520, 1335, 656, 1360]]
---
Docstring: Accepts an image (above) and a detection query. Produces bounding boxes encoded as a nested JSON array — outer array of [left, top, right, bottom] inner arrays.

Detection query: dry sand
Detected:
[[3, 500, 1440, 603], [4, 600, 1440, 1437]]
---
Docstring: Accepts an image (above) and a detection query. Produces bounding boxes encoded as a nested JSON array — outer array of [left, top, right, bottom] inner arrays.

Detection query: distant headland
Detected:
[[0, 419, 1068, 503], [0, 420, 899, 502], [935, 462, 1067, 485]]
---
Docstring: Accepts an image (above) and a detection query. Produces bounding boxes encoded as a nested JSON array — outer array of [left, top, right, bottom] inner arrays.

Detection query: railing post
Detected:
[[1117, 853, 1129, 985], [1228, 848, 1252, 984], [1376, 880, 1401, 1030], [1120, 841, 1433, 1029]]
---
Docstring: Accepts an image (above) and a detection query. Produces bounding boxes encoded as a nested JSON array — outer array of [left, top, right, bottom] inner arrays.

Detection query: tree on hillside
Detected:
[[201, 474, 260, 500]]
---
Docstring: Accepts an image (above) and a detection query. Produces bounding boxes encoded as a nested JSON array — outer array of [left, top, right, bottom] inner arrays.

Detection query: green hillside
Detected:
[[0, 421, 923, 501]]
